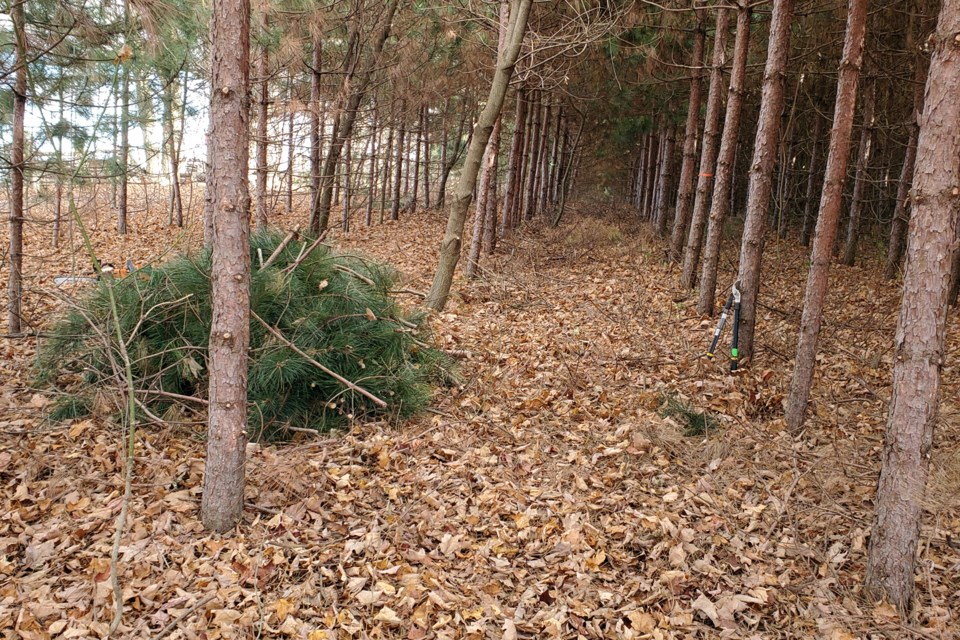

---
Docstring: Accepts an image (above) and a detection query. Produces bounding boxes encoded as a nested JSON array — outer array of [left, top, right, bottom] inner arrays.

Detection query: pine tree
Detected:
[[202, 0, 252, 533], [865, 0, 960, 611]]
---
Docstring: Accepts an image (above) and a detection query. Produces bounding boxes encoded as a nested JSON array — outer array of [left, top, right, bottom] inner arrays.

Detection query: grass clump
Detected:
[[37, 229, 451, 440], [562, 220, 623, 248], [658, 394, 719, 437], [48, 395, 93, 422]]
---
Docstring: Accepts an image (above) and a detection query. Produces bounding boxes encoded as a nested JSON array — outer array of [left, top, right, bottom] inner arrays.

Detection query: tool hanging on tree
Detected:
[[705, 281, 741, 373]]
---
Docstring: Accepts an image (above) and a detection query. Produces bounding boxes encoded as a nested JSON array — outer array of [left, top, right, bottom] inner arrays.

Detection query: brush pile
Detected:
[[36, 230, 450, 439]]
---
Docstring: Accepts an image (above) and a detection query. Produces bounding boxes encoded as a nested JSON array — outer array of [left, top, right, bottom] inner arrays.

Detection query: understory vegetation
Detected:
[[36, 230, 451, 440]]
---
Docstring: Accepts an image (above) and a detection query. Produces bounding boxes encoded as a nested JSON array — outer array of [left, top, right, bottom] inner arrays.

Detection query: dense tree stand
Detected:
[[425, 0, 533, 311], [3, 0, 959, 632]]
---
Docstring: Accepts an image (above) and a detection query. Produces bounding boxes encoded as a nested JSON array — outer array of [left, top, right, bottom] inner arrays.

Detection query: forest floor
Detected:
[[1, 198, 959, 639]]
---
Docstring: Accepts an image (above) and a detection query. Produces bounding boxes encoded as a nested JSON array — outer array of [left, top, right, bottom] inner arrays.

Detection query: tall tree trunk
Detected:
[[865, 0, 960, 610], [437, 103, 450, 209], [391, 107, 406, 221], [404, 119, 412, 197], [309, 41, 322, 225], [883, 58, 927, 280], [367, 115, 379, 226], [163, 78, 184, 227], [202, 0, 251, 533], [649, 131, 663, 219], [136, 74, 158, 176], [774, 109, 798, 240], [534, 102, 552, 217], [341, 136, 352, 231], [654, 126, 677, 236], [680, 5, 729, 283], [949, 218, 960, 307], [632, 135, 647, 211], [552, 115, 581, 227], [696, 1, 750, 312], [548, 107, 562, 208], [512, 89, 534, 222], [784, 0, 868, 430], [798, 112, 823, 246], [483, 155, 499, 253], [313, 0, 400, 232], [522, 90, 542, 220], [466, 140, 495, 280], [163, 81, 175, 226], [437, 106, 470, 210], [118, 2, 131, 236], [112, 87, 120, 212], [669, 9, 706, 261], [733, 0, 794, 363], [254, 22, 270, 230], [8, 0, 27, 334], [423, 105, 431, 209], [412, 105, 422, 209], [463, 0, 508, 279], [381, 125, 393, 222], [426, 0, 533, 311], [285, 73, 295, 215], [840, 75, 876, 266], [641, 129, 659, 220], [501, 88, 527, 231], [517, 92, 534, 223], [53, 72, 65, 247]]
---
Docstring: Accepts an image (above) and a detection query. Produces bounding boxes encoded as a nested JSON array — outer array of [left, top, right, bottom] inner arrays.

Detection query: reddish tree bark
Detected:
[[366, 115, 379, 226], [646, 131, 659, 218], [669, 8, 706, 261], [798, 112, 823, 247], [535, 102, 552, 217], [254, 17, 270, 230], [680, 4, 729, 284], [631, 136, 646, 210], [522, 90, 542, 220], [7, 0, 27, 334], [785, 0, 868, 429], [467, 1, 509, 277], [733, 0, 794, 362], [423, 105, 432, 209], [547, 106, 563, 209], [696, 0, 751, 313], [202, 0, 252, 533], [654, 126, 676, 236], [865, 0, 960, 610], [840, 75, 876, 266], [412, 105, 422, 209], [309, 40, 322, 225], [501, 88, 527, 231], [884, 58, 927, 279], [391, 106, 406, 221], [341, 133, 352, 231]]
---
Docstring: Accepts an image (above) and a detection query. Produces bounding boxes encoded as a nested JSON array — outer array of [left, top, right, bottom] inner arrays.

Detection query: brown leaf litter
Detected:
[[1, 197, 958, 639]]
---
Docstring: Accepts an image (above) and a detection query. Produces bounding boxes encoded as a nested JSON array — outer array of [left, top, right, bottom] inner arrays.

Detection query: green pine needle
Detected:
[[36, 229, 453, 441], [658, 394, 720, 437]]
